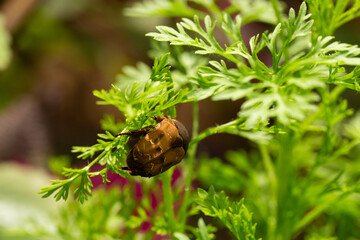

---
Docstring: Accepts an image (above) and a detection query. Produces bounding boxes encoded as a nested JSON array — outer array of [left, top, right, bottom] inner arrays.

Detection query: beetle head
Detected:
[[173, 119, 190, 152]]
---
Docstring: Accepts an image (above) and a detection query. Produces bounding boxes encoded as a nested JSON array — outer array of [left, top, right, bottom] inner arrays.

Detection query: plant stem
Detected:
[[259, 143, 277, 240], [162, 169, 177, 235], [259, 144, 277, 193], [178, 101, 199, 232], [85, 150, 108, 170], [158, 61, 178, 235], [276, 131, 296, 240], [270, 0, 282, 24], [293, 190, 352, 236], [191, 120, 237, 145]]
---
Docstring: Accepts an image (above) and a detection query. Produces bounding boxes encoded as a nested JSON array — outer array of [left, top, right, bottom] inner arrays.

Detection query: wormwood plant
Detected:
[[39, 0, 360, 239]]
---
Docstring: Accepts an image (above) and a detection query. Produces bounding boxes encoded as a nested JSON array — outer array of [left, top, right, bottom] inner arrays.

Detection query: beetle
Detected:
[[118, 116, 190, 177]]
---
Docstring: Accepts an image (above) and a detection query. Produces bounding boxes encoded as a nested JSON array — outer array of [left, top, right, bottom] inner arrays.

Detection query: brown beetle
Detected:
[[118, 116, 190, 177]]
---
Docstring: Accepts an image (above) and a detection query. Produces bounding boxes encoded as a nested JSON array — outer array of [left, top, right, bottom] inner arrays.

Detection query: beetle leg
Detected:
[[151, 116, 167, 123], [121, 166, 134, 175], [115, 126, 153, 137]]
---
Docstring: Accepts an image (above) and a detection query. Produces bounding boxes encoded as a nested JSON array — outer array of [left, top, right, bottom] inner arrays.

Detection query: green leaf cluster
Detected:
[[196, 186, 259, 240], [39, 54, 186, 202], [147, 3, 360, 128], [306, 0, 360, 37]]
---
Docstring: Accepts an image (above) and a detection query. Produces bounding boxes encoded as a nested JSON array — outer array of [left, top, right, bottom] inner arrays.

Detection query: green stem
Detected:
[[166, 71, 176, 118], [178, 101, 199, 232], [191, 120, 237, 145], [259, 144, 277, 192], [162, 169, 177, 235], [259, 144, 278, 240], [207, 2, 223, 21], [300, 86, 346, 193], [270, 0, 283, 24], [293, 190, 352, 236], [278, 132, 297, 240], [85, 150, 108, 170]]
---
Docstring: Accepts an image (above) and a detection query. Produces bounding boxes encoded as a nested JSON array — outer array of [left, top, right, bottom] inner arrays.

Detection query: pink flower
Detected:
[[90, 164, 128, 189]]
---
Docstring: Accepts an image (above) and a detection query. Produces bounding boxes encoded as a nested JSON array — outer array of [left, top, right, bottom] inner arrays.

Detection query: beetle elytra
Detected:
[[118, 116, 190, 177]]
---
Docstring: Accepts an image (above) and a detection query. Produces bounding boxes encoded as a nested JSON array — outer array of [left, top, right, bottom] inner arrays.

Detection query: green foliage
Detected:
[[197, 186, 259, 240], [175, 218, 217, 240], [39, 0, 360, 239], [38, 53, 186, 203], [306, 0, 360, 37], [54, 188, 126, 240], [197, 151, 256, 194], [147, 3, 360, 127]]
